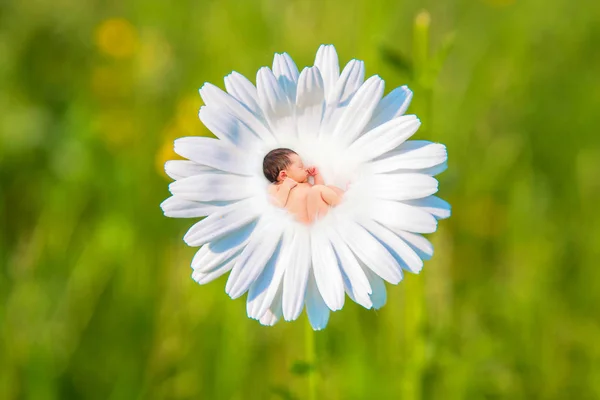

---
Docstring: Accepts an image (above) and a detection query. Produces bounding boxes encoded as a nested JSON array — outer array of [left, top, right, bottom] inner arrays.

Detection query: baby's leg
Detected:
[[316, 185, 343, 207], [307, 185, 342, 222], [307, 187, 328, 222], [326, 185, 345, 198]]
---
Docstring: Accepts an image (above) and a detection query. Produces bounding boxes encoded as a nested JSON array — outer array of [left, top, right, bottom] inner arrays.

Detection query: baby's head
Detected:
[[263, 148, 308, 183]]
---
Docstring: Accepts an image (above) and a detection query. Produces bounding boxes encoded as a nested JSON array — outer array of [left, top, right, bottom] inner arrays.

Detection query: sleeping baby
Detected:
[[263, 148, 344, 224]]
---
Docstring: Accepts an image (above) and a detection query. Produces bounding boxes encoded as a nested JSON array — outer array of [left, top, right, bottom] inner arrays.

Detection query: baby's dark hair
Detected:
[[263, 148, 297, 183]]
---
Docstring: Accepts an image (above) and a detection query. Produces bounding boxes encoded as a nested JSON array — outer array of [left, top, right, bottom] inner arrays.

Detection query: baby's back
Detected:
[[285, 183, 312, 224]]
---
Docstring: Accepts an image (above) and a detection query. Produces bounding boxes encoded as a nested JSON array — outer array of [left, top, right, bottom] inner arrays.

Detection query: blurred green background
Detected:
[[1, 0, 600, 398]]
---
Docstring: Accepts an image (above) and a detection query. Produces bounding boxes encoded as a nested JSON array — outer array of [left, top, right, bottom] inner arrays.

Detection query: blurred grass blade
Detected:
[[430, 32, 456, 80], [379, 44, 414, 78]]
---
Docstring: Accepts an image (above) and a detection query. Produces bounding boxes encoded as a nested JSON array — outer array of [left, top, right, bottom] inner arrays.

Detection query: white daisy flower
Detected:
[[161, 44, 450, 330]]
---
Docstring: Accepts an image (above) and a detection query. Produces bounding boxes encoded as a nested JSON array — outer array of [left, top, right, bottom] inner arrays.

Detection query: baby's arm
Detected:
[[307, 166, 325, 185], [269, 178, 297, 207]]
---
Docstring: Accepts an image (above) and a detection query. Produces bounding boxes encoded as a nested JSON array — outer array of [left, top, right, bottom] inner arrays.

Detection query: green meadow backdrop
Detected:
[[1, 0, 599, 398]]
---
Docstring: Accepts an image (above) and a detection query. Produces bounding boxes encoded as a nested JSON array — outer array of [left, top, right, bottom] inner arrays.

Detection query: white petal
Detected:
[[368, 199, 438, 234], [349, 115, 421, 162], [246, 245, 280, 320], [191, 221, 256, 272], [321, 60, 365, 132], [390, 161, 448, 176], [282, 227, 311, 321], [296, 66, 325, 141], [305, 269, 330, 330], [328, 59, 365, 105], [421, 161, 448, 176], [343, 281, 372, 310], [327, 226, 373, 309], [256, 67, 295, 139], [259, 308, 281, 326], [165, 160, 219, 180], [396, 231, 434, 261], [359, 219, 423, 274], [161, 196, 231, 218], [174, 137, 252, 176], [370, 141, 447, 173], [336, 219, 403, 284], [310, 226, 345, 311], [368, 173, 439, 201], [247, 226, 295, 320], [225, 216, 285, 299], [362, 266, 387, 309], [169, 173, 257, 202], [364, 86, 413, 132], [167, 46, 451, 330], [314, 44, 340, 100], [403, 196, 452, 219], [332, 75, 385, 146], [224, 71, 263, 118], [259, 288, 283, 326], [192, 258, 235, 285], [183, 198, 263, 247], [273, 52, 299, 102], [199, 106, 263, 150], [199, 83, 275, 145]]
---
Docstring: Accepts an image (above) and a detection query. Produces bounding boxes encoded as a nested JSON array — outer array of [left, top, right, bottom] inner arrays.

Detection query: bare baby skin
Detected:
[[267, 152, 344, 224]]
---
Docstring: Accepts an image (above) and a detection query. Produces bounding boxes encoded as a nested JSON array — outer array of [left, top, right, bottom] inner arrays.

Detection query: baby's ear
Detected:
[[278, 170, 287, 181]]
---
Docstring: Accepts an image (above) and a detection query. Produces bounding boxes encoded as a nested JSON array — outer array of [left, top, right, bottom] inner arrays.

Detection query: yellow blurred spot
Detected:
[[94, 110, 137, 151], [415, 10, 431, 28], [95, 18, 138, 59], [156, 125, 182, 179], [175, 95, 203, 136], [156, 96, 215, 179], [137, 30, 173, 86]]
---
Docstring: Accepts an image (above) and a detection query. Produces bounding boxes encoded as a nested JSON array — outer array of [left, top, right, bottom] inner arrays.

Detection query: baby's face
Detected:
[[284, 153, 308, 183]]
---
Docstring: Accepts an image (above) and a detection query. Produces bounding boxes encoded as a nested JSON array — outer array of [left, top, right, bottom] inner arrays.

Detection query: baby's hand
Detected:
[[306, 166, 318, 176], [282, 177, 298, 189]]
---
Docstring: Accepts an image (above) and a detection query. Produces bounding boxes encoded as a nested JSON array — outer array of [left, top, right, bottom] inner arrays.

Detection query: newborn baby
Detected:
[[263, 148, 344, 224]]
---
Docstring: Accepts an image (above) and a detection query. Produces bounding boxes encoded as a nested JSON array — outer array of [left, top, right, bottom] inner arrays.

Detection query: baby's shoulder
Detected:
[[267, 184, 280, 194], [293, 183, 312, 191]]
